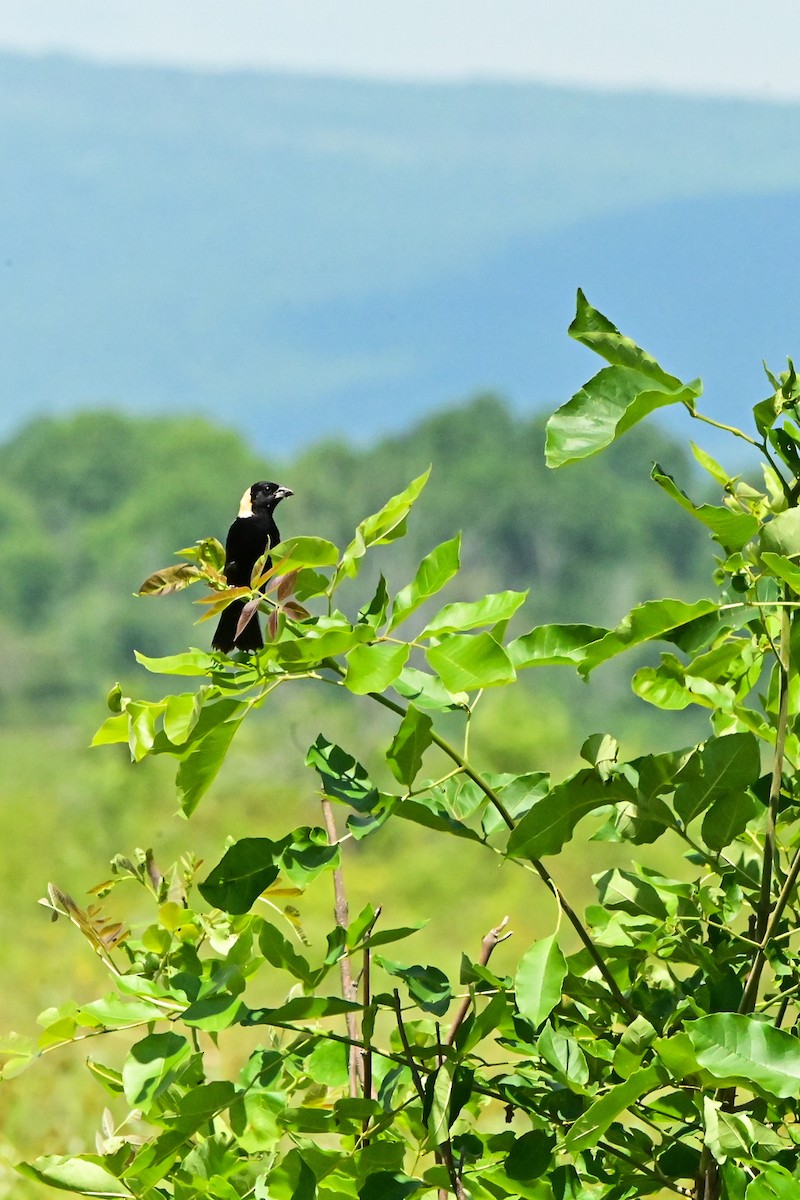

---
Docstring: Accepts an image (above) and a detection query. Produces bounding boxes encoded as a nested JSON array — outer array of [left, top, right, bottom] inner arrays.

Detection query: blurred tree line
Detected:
[[0, 394, 710, 722]]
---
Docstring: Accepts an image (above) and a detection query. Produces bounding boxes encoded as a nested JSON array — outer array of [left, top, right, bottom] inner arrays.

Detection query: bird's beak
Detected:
[[276, 486, 294, 500]]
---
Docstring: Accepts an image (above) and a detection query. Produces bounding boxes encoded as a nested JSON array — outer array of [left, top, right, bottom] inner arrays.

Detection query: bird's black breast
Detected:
[[224, 514, 279, 586]]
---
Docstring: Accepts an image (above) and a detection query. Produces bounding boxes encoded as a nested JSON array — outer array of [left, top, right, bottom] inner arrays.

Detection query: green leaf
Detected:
[[760, 508, 800, 559], [17, 1156, 132, 1196], [389, 534, 461, 630], [577, 598, 720, 677], [243, 996, 362, 1025], [674, 733, 761, 824], [508, 623, 609, 668], [133, 648, 217, 676], [376, 958, 452, 1016], [563, 1064, 663, 1153], [422, 590, 527, 637], [760, 552, 800, 595], [746, 1165, 800, 1200], [258, 922, 316, 987], [344, 642, 410, 695], [198, 837, 284, 914], [91, 713, 129, 748], [613, 1016, 657, 1078], [122, 1032, 191, 1108], [701, 791, 759, 851], [393, 666, 468, 710], [396, 797, 483, 843], [691, 442, 733, 486], [386, 705, 433, 786], [508, 769, 635, 860], [358, 574, 390, 632], [504, 1131, 555, 1181], [687, 1014, 800, 1099], [338, 469, 431, 581], [652, 465, 759, 551], [176, 714, 243, 816], [359, 1173, 422, 1200], [538, 1024, 589, 1086], [545, 291, 702, 468], [274, 615, 362, 666], [426, 632, 515, 691], [163, 691, 202, 746], [514, 935, 567, 1026], [269, 535, 339, 571], [306, 736, 380, 811]]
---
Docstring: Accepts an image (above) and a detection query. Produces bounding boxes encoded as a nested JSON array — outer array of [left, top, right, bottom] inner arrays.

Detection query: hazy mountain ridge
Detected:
[[1, 53, 798, 450]]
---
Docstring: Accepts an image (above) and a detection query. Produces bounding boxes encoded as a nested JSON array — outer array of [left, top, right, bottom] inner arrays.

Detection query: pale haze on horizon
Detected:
[[1, 0, 799, 100]]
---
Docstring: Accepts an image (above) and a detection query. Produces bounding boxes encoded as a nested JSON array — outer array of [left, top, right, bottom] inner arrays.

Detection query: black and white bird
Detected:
[[212, 480, 293, 653]]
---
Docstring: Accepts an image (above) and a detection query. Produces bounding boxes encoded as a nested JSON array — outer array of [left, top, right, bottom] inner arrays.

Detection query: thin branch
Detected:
[[755, 599, 790, 944], [392, 989, 426, 1105], [684, 404, 759, 448], [446, 917, 511, 1045], [363, 943, 373, 1105], [321, 796, 363, 1095]]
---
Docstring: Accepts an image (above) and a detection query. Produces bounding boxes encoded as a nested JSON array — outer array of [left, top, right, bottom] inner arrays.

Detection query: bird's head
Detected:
[[238, 480, 294, 517]]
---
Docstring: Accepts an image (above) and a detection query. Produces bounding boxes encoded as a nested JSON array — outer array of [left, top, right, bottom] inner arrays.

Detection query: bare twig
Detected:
[[446, 916, 511, 1046], [321, 796, 363, 1095], [363, 942, 373, 1107]]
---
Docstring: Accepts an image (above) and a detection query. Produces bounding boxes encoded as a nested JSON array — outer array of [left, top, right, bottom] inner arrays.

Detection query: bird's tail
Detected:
[[212, 600, 263, 653]]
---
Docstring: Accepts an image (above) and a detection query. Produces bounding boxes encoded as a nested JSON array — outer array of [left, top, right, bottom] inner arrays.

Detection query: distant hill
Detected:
[[1, 54, 799, 451]]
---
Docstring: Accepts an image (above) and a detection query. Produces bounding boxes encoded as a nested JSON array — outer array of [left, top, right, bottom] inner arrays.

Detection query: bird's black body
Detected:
[[212, 480, 293, 653]]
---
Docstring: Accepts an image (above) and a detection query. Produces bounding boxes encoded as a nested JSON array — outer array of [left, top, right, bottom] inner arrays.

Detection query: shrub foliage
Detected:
[[6, 293, 800, 1200]]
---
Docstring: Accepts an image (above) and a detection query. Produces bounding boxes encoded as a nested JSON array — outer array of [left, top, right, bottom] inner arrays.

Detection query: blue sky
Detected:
[[1, 0, 799, 99]]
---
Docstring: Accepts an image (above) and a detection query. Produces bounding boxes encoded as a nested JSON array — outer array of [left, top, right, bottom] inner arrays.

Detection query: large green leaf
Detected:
[[510, 600, 719, 677], [134, 648, 218, 676], [652, 465, 759, 551], [701, 791, 759, 851], [514, 935, 567, 1027], [421, 590, 528, 637], [359, 1174, 422, 1200], [389, 534, 461, 630], [426, 632, 515, 691], [673, 732, 761, 825], [687, 1015, 800, 1099], [198, 837, 284, 914], [17, 1156, 132, 1197], [122, 1032, 192, 1108], [507, 769, 635, 860], [269, 535, 339, 571], [564, 1065, 663, 1153], [508, 624, 608, 668], [344, 642, 409, 695], [306, 735, 381, 811], [386, 705, 433, 786], [545, 291, 702, 468], [760, 508, 800, 560], [176, 713, 244, 816], [746, 1165, 800, 1200], [392, 666, 468, 711], [760, 552, 800, 594]]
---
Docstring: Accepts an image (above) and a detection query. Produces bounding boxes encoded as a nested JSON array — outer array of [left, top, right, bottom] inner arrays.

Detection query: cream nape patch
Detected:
[[237, 487, 254, 518]]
